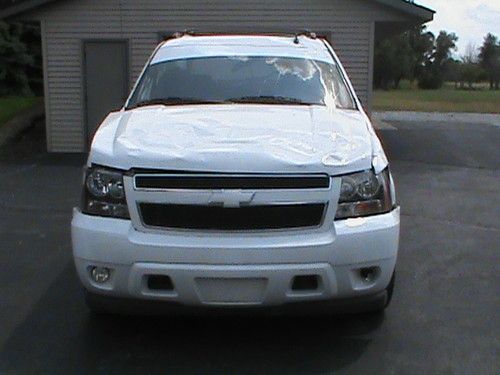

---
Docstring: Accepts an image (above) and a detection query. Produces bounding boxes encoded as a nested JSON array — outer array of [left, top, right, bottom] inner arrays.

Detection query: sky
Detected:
[[416, 0, 500, 56]]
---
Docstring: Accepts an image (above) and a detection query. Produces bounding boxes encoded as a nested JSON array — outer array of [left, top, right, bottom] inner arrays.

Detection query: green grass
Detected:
[[0, 97, 43, 127], [373, 84, 500, 113]]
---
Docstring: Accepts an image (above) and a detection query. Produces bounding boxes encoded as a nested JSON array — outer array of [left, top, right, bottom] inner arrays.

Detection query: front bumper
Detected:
[[72, 207, 400, 308]]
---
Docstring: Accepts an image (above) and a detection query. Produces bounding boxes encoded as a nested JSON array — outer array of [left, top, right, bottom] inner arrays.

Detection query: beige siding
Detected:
[[33, 0, 410, 152]]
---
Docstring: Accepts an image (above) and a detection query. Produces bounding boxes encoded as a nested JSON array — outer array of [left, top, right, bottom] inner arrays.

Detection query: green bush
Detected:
[[0, 21, 42, 96], [418, 66, 444, 89]]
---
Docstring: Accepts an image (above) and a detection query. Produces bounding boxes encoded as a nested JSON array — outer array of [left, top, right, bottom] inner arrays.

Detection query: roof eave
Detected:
[[375, 0, 435, 22], [0, 0, 56, 18], [1, 0, 435, 22]]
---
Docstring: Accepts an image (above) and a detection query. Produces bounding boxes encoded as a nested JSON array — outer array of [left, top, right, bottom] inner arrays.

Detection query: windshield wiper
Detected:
[[127, 96, 316, 109], [228, 96, 313, 105], [127, 97, 230, 110]]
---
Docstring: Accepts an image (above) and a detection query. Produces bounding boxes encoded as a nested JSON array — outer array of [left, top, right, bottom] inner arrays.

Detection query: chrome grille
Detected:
[[127, 173, 334, 232]]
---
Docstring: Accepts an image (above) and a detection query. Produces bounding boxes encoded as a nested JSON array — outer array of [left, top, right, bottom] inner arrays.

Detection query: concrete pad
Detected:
[[374, 111, 500, 127]]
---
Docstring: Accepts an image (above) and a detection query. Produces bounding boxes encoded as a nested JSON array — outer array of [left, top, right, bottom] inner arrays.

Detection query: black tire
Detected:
[[84, 289, 115, 316], [360, 271, 396, 315], [84, 290, 164, 316], [384, 271, 396, 308]]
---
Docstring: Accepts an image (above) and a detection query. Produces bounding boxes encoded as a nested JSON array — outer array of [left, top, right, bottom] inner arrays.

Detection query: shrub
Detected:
[[0, 21, 41, 96], [418, 66, 444, 89]]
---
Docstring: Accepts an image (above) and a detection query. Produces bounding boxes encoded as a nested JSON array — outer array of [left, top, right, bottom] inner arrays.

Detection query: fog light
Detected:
[[90, 267, 110, 283], [360, 267, 378, 283]]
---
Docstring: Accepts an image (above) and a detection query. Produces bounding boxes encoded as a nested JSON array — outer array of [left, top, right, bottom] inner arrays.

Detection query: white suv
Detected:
[[72, 33, 400, 314]]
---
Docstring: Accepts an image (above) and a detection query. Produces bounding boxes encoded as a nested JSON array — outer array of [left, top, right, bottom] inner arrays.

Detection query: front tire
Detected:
[[366, 271, 396, 314], [84, 289, 116, 316], [384, 271, 396, 308]]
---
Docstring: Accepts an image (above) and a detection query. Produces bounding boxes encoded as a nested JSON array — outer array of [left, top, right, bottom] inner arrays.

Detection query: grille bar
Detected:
[[134, 174, 330, 190], [139, 203, 326, 230]]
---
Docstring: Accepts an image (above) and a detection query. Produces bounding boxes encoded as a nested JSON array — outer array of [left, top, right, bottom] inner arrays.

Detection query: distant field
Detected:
[[0, 97, 43, 127], [373, 84, 500, 113]]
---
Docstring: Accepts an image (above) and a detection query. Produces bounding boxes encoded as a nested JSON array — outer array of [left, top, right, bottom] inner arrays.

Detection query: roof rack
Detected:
[[294, 30, 317, 44], [165, 30, 319, 44], [170, 30, 195, 39]]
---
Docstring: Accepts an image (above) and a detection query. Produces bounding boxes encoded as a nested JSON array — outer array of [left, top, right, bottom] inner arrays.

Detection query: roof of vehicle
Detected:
[[152, 34, 335, 65]]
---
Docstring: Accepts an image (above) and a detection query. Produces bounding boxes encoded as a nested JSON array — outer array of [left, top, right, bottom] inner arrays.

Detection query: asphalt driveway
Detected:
[[0, 118, 499, 374]]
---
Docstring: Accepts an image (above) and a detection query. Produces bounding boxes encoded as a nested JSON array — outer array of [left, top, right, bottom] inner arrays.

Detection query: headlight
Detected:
[[335, 168, 396, 220], [81, 166, 130, 219]]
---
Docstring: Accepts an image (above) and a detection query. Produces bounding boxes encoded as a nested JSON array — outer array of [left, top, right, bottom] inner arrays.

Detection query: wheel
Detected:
[[359, 271, 396, 315], [83, 289, 171, 316], [384, 270, 396, 308], [84, 289, 115, 316]]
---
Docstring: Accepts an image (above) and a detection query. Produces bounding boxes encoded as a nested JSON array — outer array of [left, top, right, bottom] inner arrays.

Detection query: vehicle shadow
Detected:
[[0, 263, 384, 374]]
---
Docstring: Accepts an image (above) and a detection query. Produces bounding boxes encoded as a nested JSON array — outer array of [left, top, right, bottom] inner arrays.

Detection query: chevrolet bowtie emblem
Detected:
[[208, 190, 256, 208]]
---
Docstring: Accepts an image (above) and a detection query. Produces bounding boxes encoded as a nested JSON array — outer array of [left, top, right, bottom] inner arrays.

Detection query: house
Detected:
[[0, 0, 433, 153]]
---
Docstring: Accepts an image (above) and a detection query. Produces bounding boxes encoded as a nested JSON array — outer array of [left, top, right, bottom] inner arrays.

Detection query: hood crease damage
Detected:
[[90, 104, 387, 175]]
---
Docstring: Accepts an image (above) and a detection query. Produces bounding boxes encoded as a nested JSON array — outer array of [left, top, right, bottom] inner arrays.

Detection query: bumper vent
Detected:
[[139, 203, 326, 231]]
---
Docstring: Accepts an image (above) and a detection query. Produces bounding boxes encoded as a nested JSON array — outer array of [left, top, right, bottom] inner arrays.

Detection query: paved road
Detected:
[[0, 119, 499, 374]]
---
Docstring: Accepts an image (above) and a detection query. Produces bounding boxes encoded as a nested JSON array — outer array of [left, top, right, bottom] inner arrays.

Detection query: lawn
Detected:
[[373, 84, 500, 113], [0, 97, 43, 127]]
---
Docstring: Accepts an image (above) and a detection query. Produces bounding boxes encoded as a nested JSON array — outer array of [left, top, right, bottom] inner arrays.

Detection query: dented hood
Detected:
[[89, 104, 386, 175]]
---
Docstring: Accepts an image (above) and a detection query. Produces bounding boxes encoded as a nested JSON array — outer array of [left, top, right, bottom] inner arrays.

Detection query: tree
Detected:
[[444, 59, 461, 88], [374, 34, 413, 90], [418, 31, 458, 89], [374, 39, 395, 90], [433, 31, 458, 65], [0, 21, 37, 96], [19, 21, 43, 96], [462, 43, 478, 65], [479, 33, 500, 90], [407, 25, 435, 83], [373, 25, 434, 90], [458, 43, 483, 89], [418, 63, 443, 89]]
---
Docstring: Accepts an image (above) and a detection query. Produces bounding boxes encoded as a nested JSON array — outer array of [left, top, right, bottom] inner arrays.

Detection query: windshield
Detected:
[[127, 56, 357, 109]]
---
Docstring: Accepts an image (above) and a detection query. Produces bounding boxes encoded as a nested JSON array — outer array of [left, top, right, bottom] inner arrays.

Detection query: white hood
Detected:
[[89, 104, 387, 175]]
